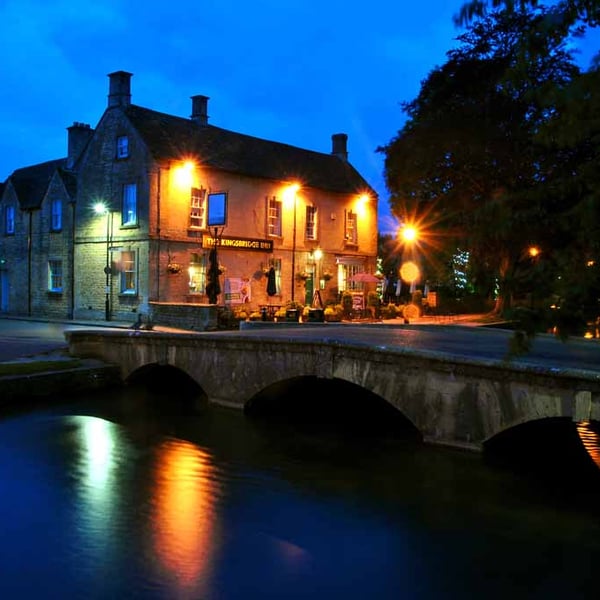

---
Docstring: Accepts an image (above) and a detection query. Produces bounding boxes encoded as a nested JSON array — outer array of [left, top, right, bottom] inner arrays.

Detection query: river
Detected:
[[0, 382, 599, 600]]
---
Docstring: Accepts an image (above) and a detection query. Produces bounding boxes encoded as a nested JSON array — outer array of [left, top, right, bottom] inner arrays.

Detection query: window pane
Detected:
[[5, 206, 15, 234], [48, 260, 63, 291], [120, 250, 137, 293], [268, 196, 281, 237], [306, 206, 317, 240], [117, 136, 129, 158], [190, 187, 206, 229], [51, 199, 62, 231], [188, 252, 207, 293], [122, 184, 137, 226]]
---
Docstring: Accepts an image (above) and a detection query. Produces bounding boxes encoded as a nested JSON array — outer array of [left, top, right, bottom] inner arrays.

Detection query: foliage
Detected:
[[378, 7, 590, 327]]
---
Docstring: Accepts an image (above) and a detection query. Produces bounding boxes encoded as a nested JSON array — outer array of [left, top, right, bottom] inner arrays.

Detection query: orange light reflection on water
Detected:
[[576, 421, 600, 469], [152, 438, 220, 593]]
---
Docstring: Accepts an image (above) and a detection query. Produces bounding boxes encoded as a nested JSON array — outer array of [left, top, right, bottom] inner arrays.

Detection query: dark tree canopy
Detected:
[[378, 6, 596, 328]]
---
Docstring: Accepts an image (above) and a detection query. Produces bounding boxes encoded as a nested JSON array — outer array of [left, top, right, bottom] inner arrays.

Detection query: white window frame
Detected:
[[188, 252, 207, 294], [50, 199, 62, 231], [120, 250, 137, 294], [267, 196, 281, 237], [305, 205, 317, 240], [48, 259, 63, 292], [190, 187, 206, 229], [122, 183, 137, 226], [345, 210, 357, 244], [5, 205, 15, 234], [116, 135, 129, 159]]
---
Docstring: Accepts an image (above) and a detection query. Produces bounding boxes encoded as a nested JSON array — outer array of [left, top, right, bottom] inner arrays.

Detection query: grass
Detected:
[[0, 359, 82, 376]]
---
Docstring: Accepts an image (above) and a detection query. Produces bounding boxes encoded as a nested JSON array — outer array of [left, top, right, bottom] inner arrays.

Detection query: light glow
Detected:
[[173, 161, 195, 188], [93, 202, 108, 215]]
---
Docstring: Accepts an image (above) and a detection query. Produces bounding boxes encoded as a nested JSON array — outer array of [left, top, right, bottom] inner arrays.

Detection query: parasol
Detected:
[[206, 245, 221, 304], [266, 267, 277, 297], [350, 272, 380, 283]]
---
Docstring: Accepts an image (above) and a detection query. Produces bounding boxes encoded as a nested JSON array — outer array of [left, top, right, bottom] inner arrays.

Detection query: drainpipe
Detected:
[[68, 200, 75, 319], [156, 167, 161, 302], [27, 210, 32, 316]]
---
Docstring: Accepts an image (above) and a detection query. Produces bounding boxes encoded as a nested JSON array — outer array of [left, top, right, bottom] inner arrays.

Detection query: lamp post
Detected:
[[94, 202, 112, 321]]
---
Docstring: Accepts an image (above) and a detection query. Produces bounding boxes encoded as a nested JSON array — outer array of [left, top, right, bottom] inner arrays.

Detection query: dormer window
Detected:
[[116, 135, 129, 159]]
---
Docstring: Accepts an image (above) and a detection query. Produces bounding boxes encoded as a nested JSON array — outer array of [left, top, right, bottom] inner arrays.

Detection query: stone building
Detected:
[[0, 70, 378, 325]]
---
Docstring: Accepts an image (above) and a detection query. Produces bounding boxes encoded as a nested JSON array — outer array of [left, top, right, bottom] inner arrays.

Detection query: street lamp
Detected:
[[94, 202, 112, 321]]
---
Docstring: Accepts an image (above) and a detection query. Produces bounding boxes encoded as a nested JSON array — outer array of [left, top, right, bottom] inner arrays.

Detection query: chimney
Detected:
[[66, 122, 94, 169], [108, 71, 133, 108], [191, 95, 209, 125], [331, 133, 348, 161]]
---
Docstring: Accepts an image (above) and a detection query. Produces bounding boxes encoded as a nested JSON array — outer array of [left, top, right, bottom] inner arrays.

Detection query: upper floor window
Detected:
[[120, 250, 137, 294], [267, 196, 281, 237], [50, 199, 62, 232], [48, 259, 63, 292], [116, 135, 129, 159], [305, 205, 317, 240], [4, 205, 15, 235], [122, 183, 137, 226], [345, 210, 357, 245], [190, 187, 206, 229]]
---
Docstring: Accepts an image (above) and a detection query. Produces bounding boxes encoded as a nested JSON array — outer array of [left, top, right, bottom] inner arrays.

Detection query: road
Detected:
[[2, 317, 600, 376]]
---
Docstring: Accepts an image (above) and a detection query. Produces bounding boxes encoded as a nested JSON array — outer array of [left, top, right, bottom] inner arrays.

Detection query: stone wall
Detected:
[[149, 301, 218, 331]]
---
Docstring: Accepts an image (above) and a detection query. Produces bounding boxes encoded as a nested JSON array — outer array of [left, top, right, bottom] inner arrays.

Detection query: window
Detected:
[[188, 252, 207, 293], [268, 258, 282, 294], [116, 135, 129, 159], [267, 196, 281, 237], [5, 205, 15, 235], [345, 210, 357, 244], [120, 250, 137, 294], [122, 183, 137, 226], [190, 187, 206, 229], [48, 260, 63, 292], [305, 205, 317, 240], [50, 199, 62, 231]]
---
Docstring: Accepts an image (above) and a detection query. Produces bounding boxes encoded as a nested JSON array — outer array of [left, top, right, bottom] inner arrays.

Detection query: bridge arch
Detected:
[[245, 375, 423, 441]]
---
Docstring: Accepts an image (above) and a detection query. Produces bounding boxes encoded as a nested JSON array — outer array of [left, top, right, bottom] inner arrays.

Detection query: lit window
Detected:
[[116, 135, 129, 159], [267, 196, 281, 237], [122, 183, 137, 226], [48, 260, 63, 292], [4, 205, 15, 235], [305, 205, 317, 240], [50, 199, 62, 231], [120, 250, 137, 294], [188, 252, 207, 293], [345, 210, 357, 244], [190, 187, 206, 229]]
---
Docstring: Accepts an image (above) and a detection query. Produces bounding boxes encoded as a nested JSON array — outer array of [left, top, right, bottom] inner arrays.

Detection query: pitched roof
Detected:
[[9, 159, 76, 210], [123, 104, 376, 196]]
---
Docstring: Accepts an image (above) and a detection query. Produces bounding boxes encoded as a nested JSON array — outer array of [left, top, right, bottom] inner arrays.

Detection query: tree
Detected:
[[378, 8, 581, 316]]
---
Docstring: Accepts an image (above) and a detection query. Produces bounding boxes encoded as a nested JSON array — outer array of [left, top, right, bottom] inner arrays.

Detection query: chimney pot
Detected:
[[191, 95, 209, 125], [108, 71, 133, 108], [331, 133, 348, 161]]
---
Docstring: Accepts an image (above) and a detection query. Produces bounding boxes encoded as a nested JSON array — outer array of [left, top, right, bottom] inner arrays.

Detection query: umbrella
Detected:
[[266, 267, 277, 297], [206, 245, 221, 304], [350, 272, 380, 283]]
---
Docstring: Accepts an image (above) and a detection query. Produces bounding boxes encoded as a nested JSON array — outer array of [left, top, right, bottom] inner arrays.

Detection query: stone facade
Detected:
[[1, 70, 379, 326]]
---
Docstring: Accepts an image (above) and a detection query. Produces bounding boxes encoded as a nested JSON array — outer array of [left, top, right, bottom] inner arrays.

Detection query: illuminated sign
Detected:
[[202, 235, 273, 253]]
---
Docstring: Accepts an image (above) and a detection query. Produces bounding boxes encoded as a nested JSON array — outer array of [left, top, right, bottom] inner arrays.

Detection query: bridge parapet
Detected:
[[65, 329, 600, 451]]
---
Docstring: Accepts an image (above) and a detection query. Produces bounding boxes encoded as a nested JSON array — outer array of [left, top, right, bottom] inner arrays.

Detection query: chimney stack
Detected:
[[108, 71, 132, 108], [66, 122, 94, 169], [331, 133, 348, 161], [191, 95, 209, 125]]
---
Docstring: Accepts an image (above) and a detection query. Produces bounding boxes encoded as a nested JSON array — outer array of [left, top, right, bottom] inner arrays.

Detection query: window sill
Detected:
[[47, 290, 63, 296]]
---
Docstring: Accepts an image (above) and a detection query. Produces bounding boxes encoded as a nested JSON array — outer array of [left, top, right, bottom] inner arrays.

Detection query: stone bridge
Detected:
[[65, 327, 600, 451]]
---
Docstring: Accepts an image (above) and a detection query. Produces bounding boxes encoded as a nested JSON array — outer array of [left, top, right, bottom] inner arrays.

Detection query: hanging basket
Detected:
[[167, 263, 182, 274]]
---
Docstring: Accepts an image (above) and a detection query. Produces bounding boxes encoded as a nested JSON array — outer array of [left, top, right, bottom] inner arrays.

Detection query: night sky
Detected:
[[0, 0, 597, 233]]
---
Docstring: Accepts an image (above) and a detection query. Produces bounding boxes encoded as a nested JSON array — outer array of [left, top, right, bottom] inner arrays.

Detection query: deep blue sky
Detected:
[[0, 0, 597, 234]]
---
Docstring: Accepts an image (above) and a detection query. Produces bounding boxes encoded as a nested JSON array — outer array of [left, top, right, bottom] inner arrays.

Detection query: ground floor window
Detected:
[[120, 250, 137, 294], [188, 252, 207, 293], [48, 259, 62, 292]]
